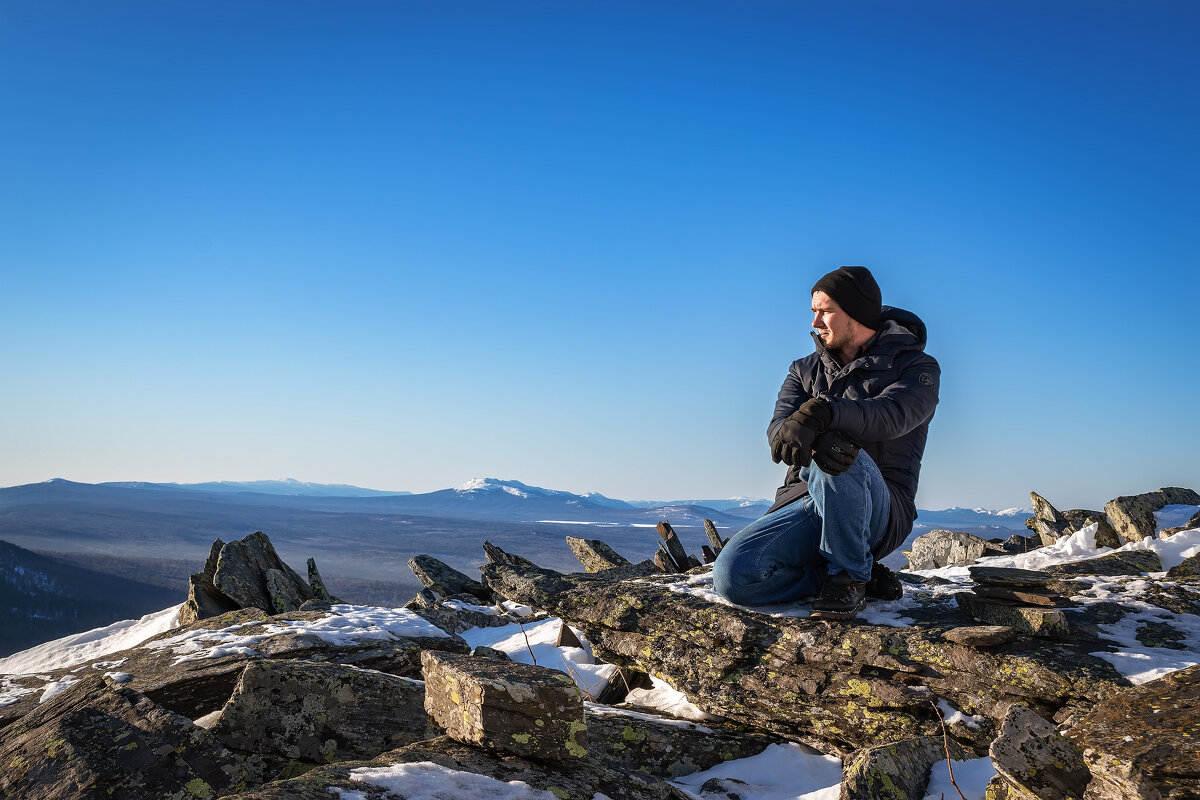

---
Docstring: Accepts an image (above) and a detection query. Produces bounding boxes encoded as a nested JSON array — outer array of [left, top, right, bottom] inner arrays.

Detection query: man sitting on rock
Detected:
[[713, 266, 940, 619]]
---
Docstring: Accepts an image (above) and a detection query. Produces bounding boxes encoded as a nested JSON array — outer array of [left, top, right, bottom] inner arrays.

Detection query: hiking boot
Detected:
[[811, 571, 867, 620], [866, 562, 903, 601]]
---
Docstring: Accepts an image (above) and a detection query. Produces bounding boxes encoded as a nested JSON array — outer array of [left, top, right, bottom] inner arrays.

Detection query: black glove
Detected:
[[770, 398, 832, 467], [811, 430, 860, 476]]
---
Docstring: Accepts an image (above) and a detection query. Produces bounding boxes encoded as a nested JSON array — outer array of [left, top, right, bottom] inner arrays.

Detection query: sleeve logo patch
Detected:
[[920, 373, 935, 387]]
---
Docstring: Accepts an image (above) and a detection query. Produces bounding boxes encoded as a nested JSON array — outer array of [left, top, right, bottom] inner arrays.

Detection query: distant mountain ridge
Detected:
[[4, 477, 1031, 530]]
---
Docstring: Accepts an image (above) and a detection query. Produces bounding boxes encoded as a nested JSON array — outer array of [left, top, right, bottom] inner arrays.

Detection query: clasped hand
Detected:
[[770, 398, 860, 475]]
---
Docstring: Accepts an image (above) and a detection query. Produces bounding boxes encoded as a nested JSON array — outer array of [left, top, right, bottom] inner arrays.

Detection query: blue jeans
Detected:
[[712, 451, 890, 605]]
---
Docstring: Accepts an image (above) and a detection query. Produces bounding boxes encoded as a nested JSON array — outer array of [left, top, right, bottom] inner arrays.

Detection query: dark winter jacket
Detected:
[[766, 306, 940, 558]]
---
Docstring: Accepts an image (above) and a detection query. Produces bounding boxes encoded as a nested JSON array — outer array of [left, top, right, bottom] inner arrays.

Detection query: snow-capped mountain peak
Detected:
[[454, 478, 548, 498]]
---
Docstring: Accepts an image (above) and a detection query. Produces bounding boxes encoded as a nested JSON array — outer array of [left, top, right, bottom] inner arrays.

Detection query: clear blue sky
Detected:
[[2, 1, 1196, 510]]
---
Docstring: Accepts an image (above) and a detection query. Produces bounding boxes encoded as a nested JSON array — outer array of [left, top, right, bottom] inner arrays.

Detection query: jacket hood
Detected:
[[878, 306, 928, 348]]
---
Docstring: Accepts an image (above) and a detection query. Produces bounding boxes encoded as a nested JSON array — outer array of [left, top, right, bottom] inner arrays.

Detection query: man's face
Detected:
[[811, 290, 857, 353]]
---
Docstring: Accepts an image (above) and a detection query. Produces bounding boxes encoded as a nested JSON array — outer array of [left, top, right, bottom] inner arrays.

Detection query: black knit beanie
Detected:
[[811, 266, 883, 330]]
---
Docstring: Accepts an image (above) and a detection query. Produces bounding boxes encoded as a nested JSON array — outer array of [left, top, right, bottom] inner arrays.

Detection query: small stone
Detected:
[[421, 650, 587, 761], [471, 646, 511, 660], [943, 625, 1016, 647]]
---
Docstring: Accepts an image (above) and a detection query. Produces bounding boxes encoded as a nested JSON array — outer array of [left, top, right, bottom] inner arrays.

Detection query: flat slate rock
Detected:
[[968, 566, 1052, 588], [1044, 550, 1163, 577], [972, 586, 1063, 607], [942, 625, 1016, 647]]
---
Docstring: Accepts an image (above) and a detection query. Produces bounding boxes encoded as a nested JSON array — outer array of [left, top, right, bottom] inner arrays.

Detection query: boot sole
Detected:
[[810, 598, 867, 621]]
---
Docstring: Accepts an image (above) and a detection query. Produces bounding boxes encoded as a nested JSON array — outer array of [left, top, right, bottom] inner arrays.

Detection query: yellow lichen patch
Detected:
[[565, 721, 588, 758], [184, 777, 213, 798]]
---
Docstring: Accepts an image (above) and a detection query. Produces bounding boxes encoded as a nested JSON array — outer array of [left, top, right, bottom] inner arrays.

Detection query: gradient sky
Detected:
[[2, 1, 1196, 511]]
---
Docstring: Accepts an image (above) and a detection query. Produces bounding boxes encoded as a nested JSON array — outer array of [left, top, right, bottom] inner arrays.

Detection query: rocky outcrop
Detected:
[[0, 674, 247, 800], [3, 515, 1199, 800], [479, 554, 1127, 755], [1062, 664, 1200, 799], [906, 529, 1006, 570], [181, 532, 326, 625], [1105, 487, 1200, 543], [1031, 491, 1075, 543]]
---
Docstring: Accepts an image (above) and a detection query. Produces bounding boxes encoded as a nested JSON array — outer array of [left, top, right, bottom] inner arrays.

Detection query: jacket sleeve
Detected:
[[829, 354, 940, 442], [766, 360, 813, 444]]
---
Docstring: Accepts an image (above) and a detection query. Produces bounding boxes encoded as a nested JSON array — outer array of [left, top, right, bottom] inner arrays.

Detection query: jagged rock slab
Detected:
[[1063, 664, 1200, 799], [210, 659, 437, 763], [305, 557, 340, 603], [214, 531, 314, 614], [408, 554, 492, 602], [567, 536, 631, 572], [181, 539, 241, 625], [0, 674, 247, 800], [907, 529, 1006, 570], [1032, 492, 1073, 541], [586, 704, 777, 778], [480, 559, 1125, 754], [1045, 550, 1163, 577], [989, 704, 1090, 800], [955, 593, 1071, 638], [225, 736, 691, 799], [1105, 487, 1200, 543], [841, 735, 967, 800], [421, 650, 587, 761]]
